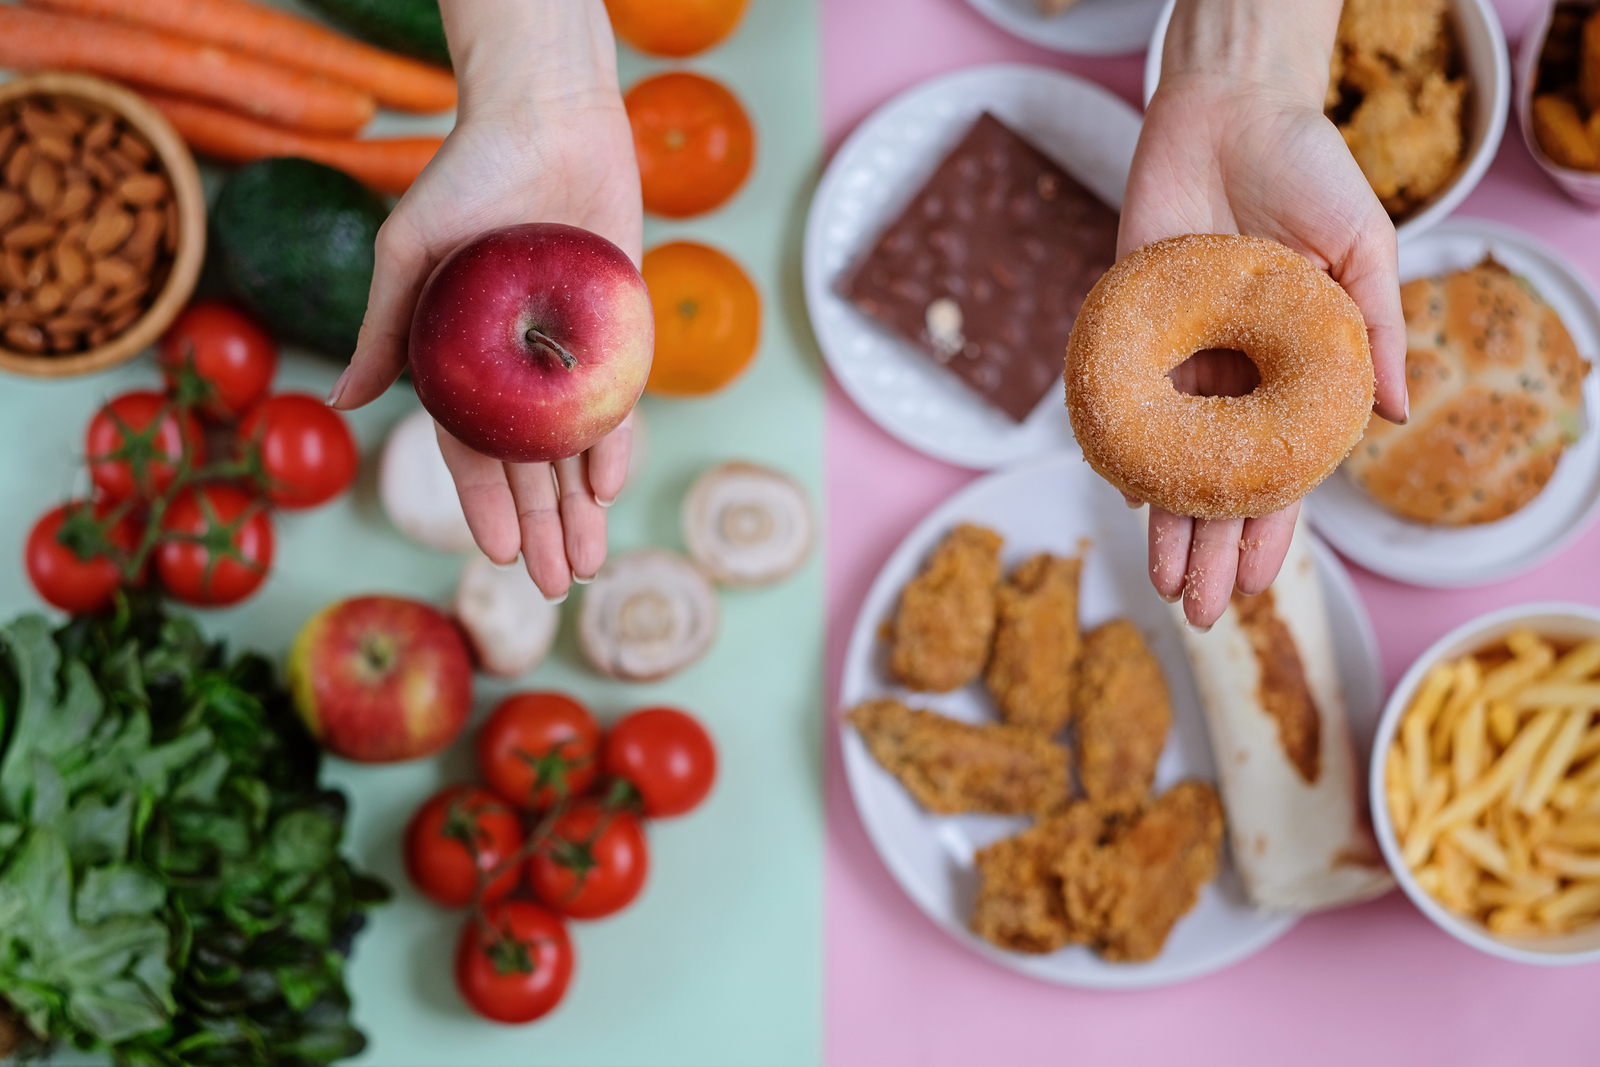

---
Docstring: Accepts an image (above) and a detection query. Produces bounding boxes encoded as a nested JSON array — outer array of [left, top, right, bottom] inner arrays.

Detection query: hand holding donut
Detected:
[[1110, 0, 1406, 629]]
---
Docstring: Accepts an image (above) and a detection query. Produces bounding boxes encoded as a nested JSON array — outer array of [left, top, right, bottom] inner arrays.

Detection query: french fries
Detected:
[[1387, 628, 1600, 935]]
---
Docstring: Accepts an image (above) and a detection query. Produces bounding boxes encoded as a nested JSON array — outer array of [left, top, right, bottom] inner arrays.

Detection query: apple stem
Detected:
[[526, 327, 578, 371]]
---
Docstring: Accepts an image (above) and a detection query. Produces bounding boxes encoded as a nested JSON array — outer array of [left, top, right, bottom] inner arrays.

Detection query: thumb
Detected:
[[329, 214, 434, 410]]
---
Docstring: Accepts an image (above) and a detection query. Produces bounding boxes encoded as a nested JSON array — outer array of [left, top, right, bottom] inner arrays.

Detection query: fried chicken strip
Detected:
[[847, 698, 1070, 816], [1073, 619, 1172, 812], [970, 801, 1111, 953], [986, 553, 1082, 734], [889, 524, 1003, 692]]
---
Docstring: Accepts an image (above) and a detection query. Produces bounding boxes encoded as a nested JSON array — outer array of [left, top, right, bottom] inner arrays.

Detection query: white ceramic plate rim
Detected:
[[838, 454, 1388, 989], [803, 63, 1141, 470], [1143, 0, 1509, 246], [1369, 602, 1600, 965], [962, 0, 1169, 56], [1305, 218, 1600, 588]]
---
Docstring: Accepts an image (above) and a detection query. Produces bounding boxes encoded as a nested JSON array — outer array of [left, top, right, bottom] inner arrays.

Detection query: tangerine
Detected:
[[626, 72, 754, 219], [605, 0, 749, 57], [642, 241, 761, 397]]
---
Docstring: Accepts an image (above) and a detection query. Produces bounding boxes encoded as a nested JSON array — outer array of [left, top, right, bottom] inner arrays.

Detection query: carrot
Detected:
[[0, 7, 375, 135], [145, 92, 441, 196], [23, 0, 456, 114]]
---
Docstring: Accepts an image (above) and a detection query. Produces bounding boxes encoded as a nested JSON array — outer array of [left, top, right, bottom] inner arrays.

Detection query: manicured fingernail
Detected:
[[543, 590, 569, 605], [326, 366, 351, 407], [1159, 591, 1181, 604], [1183, 618, 1213, 635], [491, 558, 520, 572], [594, 495, 615, 508], [572, 574, 595, 585], [1402, 392, 1410, 423]]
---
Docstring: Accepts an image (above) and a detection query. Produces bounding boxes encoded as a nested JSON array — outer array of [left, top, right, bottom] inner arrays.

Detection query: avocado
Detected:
[[212, 158, 388, 362], [300, 0, 451, 69]]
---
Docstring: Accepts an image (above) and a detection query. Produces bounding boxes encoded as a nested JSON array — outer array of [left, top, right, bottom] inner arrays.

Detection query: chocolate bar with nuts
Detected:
[[840, 112, 1118, 422]]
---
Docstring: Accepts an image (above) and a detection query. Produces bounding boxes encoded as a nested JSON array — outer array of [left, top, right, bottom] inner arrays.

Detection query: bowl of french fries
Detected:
[[1372, 603, 1600, 963]]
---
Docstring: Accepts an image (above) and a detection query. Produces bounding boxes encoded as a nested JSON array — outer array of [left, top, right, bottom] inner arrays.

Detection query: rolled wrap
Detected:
[[1166, 513, 1392, 911]]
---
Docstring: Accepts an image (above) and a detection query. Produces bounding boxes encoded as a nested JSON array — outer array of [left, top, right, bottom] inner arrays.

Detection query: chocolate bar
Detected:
[[842, 112, 1119, 422]]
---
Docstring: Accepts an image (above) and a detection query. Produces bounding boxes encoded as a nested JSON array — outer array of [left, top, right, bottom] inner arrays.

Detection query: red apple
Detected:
[[408, 223, 653, 463], [288, 595, 473, 762]]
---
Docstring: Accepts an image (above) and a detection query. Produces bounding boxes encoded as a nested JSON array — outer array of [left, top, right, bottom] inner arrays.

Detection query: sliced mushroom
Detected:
[[454, 552, 561, 678], [579, 548, 719, 682], [380, 407, 476, 553], [682, 461, 814, 587]]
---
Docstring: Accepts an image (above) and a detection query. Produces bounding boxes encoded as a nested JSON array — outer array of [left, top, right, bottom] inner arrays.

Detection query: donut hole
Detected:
[[1168, 348, 1262, 398]]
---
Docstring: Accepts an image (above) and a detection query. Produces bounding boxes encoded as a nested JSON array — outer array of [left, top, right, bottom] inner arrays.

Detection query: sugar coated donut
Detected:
[[1065, 233, 1374, 518]]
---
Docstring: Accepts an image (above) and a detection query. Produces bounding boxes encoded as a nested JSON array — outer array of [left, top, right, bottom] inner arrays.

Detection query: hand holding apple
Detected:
[[289, 595, 474, 763]]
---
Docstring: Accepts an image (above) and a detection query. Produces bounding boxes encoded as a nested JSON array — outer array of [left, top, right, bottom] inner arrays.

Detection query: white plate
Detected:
[[838, 453, 1386, 989], [1306, 219, 1600, 588], [964, 0, 1168, 56], [803, 64, 1141, 470]]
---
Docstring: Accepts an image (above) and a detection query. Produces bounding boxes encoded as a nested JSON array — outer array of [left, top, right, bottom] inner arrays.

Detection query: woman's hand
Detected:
[[328, 0, 640, 601], [1121, 0, 1406, 628]]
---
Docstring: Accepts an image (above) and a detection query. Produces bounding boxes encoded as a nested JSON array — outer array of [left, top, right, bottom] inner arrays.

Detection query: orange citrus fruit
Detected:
[[642, 241, 761, 397], [626, 72, 754, 219], [604, 0, 750, 57]]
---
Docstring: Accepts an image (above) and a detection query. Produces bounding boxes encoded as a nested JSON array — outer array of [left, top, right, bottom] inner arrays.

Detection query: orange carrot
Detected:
[[0, 7, 375, 135], [23, 0, 455, 114], [145, 92, 441, 196]]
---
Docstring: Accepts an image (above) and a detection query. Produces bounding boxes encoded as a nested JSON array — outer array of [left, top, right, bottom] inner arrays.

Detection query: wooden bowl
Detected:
[[0, 72, 206, 378]]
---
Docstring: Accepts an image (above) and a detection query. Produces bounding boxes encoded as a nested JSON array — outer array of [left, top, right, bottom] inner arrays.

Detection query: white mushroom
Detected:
[[453, 553, 561, 678], [379, 407, 476, 553], [579, 549, 719, 682], [681, 461, 815, 587]]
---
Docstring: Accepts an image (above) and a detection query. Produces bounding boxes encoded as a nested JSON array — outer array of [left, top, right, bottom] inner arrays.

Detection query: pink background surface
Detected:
[[820, 0, 1600, 1064]]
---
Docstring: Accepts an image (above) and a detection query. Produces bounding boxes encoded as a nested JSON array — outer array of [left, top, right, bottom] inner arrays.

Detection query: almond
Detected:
[[26, 157, 59, 212], [4, 321, 45, 352], [53, 102, 90, 134], [117, 173, 167, 206], [45, 311, 92, 333], [18, 104, 71, 142], [2, 251, 26, 290], [102, 149, 135, 176], [88, 324, 109, 347], [47, 328, 82, 353], [82, 116, 117, 153], [67, 284, 106, 315], [84, 153, 118, 188], [33, 135, 73, 165], [53, 242, 87, 288], [115, 133, 152, 166], [24, 252, 46, 288], [101, 282, 148, 315], [4, 142, 33, 189], [84, 207, 133, 255], [50, 180, 94, 222], [32, 282, 63, 315], [3, 222, 57, 252], [0, 189, 23, 229], [92, 256, 140, 290], [105, 302, 144, 336], [0, 125, 17, 168]]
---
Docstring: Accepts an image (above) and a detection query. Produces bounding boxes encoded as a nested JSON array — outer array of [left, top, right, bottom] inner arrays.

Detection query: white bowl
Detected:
[[1143, 0, 1509, 244], [1515, 0, 1600, 207], [1369, 603, 1600, 965]]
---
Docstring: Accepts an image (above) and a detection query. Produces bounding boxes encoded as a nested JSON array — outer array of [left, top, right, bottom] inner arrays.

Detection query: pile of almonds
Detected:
[[0, 95, 178, 356]]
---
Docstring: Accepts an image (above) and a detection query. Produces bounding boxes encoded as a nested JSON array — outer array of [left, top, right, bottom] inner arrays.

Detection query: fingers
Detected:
[[586, 411, 634, 507], [330, 214, 433, 411], [507, 462, 572, 600], [556, 455, 608, 581], [1181, 516, 1245, 630], [435, 424, 520, 565], [1332, 215, 1407, 424], [1236, 500, 1301, 596], [1148, 507, 1193, 602]]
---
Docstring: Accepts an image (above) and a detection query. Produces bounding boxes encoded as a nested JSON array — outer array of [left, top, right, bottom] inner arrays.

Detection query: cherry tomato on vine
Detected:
[[603, 707, 717, 817], [155, 483, 273, 606], [25, 502, 141, 614], [238, 394, 358, 509], [85, 391, 204, 502], [157, 300, 278, 419], [404, 786, 524, 909], [456, 901, 573, 1024], [528, 802, 648, 920], [477, 692, 601, 810]]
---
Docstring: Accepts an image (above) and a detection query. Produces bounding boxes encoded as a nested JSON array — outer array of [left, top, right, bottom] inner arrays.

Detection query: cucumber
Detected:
[[212, 158, 389, 362], [301, 0, 451, 69]]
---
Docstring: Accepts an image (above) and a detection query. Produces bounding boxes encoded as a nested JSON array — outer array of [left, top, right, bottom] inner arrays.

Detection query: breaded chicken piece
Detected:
[[889, 524, 1003, 692], [1073, 619, 1172, 812], [1342, 68, 1466, 215], [970, 802, 1112, 954], [847, 698, 1070, 816], [985, 554, 1082, 734], [1337, 0, 1448, 69], [1057, 780, 1224, 963]]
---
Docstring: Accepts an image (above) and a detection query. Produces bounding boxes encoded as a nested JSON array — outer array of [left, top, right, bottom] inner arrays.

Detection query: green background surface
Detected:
[[0, 0, 824, 1063]]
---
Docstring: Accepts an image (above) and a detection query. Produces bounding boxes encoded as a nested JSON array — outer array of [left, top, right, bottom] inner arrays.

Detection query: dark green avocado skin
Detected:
[[300, 0, 451, 69], [212, 158, 389, 362]]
